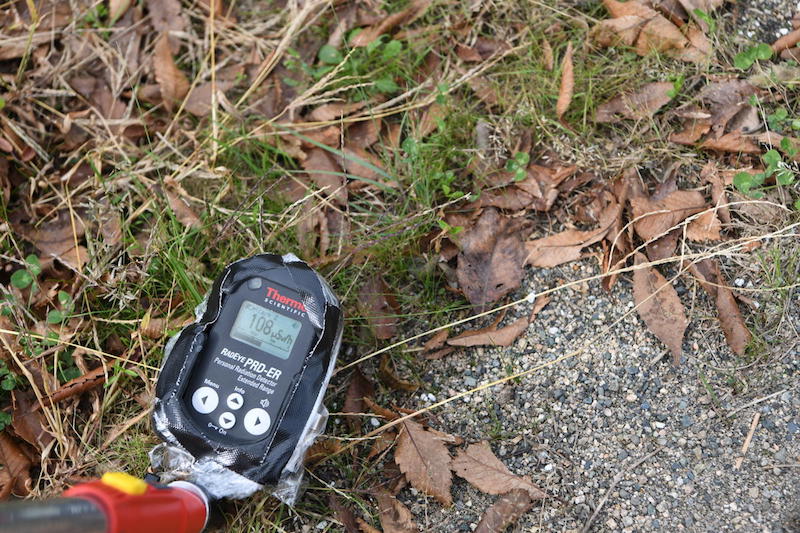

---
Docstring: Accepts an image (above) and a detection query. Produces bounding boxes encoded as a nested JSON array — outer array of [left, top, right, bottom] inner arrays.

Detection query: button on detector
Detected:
[[226, 392, 244, 410], [243, 408, 271, 436], [218, 412, 236, 429], [191, 386, 219, 414]]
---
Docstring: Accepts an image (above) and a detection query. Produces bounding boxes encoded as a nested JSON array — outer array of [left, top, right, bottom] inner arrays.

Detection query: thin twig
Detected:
[[580, 447, 664, 533], [734, 412, 761, 470]]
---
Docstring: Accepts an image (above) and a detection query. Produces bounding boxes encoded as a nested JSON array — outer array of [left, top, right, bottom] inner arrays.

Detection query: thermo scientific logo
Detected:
[[266, 286, 306, 313]]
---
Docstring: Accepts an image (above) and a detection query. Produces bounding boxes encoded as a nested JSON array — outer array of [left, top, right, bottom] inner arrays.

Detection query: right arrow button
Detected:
[[243, 408, 271, 436]]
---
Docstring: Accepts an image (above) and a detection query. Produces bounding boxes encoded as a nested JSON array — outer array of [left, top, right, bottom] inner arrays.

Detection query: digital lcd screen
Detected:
[[230, 300, 302, 359]]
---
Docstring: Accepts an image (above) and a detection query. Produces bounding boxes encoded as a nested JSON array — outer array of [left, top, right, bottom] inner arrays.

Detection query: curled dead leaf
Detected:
[[0, 432, 32, 497], [379, 354, 418, 392], [359, 276, 400, 340], [447, 317, 529, 348], [375, 491, 419, 533]]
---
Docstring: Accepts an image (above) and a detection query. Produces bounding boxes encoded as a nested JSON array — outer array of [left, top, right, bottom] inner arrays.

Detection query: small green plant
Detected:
[[434, 170, 463, 200], [105, 361, 138, 389], [437, 219, 463, 236], [288, 37, 406, 96], [0, 360, 18, 430], [667, 74, 685, 99], [47, 290, 75, 324], [506, 151, 530, 181], [693, 9, 716, 33], [734, 43, 773, 70], [10, 254, 40, 290], [733, 147, 797, 199]]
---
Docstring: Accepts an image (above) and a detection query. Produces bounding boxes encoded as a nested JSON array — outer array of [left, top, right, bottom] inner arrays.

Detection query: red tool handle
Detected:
[[64, 473, 208, 533], [0, 472, 209, 533]]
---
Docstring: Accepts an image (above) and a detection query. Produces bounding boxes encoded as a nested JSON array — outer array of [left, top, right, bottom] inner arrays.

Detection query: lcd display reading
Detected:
[[230, 300, 302, 359]]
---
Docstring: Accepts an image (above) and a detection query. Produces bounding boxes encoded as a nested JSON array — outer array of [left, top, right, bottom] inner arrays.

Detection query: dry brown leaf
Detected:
[[109, 0, 132, 21], [376, 491, 419, 533], [447, 317, 529, 348], [474, 489, 533, 533], [343, 367, 375, 433], [343, 146, 385, 183], [630, 190, 706, 242], [351, 0, 432, 47], [633, 252, 687, 365], [635, 15, 688, 54], [541, 38, 554, 70], [467, 75, 499, 108], [456, 208, 529, 308], [701, 162, 731, 224], [43, 368, 107, 408], [452, 441, 546, 499], [364, 397, 400, 422], [772, 28, 800, 52], [700, 132, 761, 153], [347, 119, 381, 147], [603, 0, 658, 18], [556, 42, 574, 120], [591, 16, 648, 47], [148, 0, 187, 53], [310, 102, 367, 122], [595, 81, 674, 123], [394, 419, 453, 506], [423, 347, 456, 360], [688, 259, 751, 355], [302, 148, 346, 205], [686, 209, 722, 241], [184, 81, 234, 117], [165, 188, 202, 228], [669, 118, 712, 145], [423, 329, 449, 352], [11, 210, 87, 270], [329, 494, 361, 533], [368, 430, 398, 459], [357, 518, 382, 533], [526, 193, 620, 267], [11, 391, 53, 452], [305, 438, 342, 466], [379, 355, 418, 391], [0, 432, 31, 497], [360, 275, 400, 340], [154, 32, 190, 111]]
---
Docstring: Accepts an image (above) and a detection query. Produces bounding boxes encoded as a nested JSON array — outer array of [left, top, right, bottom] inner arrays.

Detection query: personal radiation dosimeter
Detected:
[[152, 254, 343, 502]]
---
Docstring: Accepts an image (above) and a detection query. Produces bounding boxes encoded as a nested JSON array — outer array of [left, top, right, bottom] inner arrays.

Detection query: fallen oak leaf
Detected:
[[375, 491, 419, 533], [474, 489, 533, 533], [632, 252, 687, 365], [447, 317, 529, 348], [451, 441, 546, 499], [595, 81, 674, 123], [556, 42, 574, 120], [394, 419, 453, 506]]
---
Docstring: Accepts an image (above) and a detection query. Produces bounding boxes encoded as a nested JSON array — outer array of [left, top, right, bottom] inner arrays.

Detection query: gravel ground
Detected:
[[392, 254, 799, 532], [735, 0, 797, 42]]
